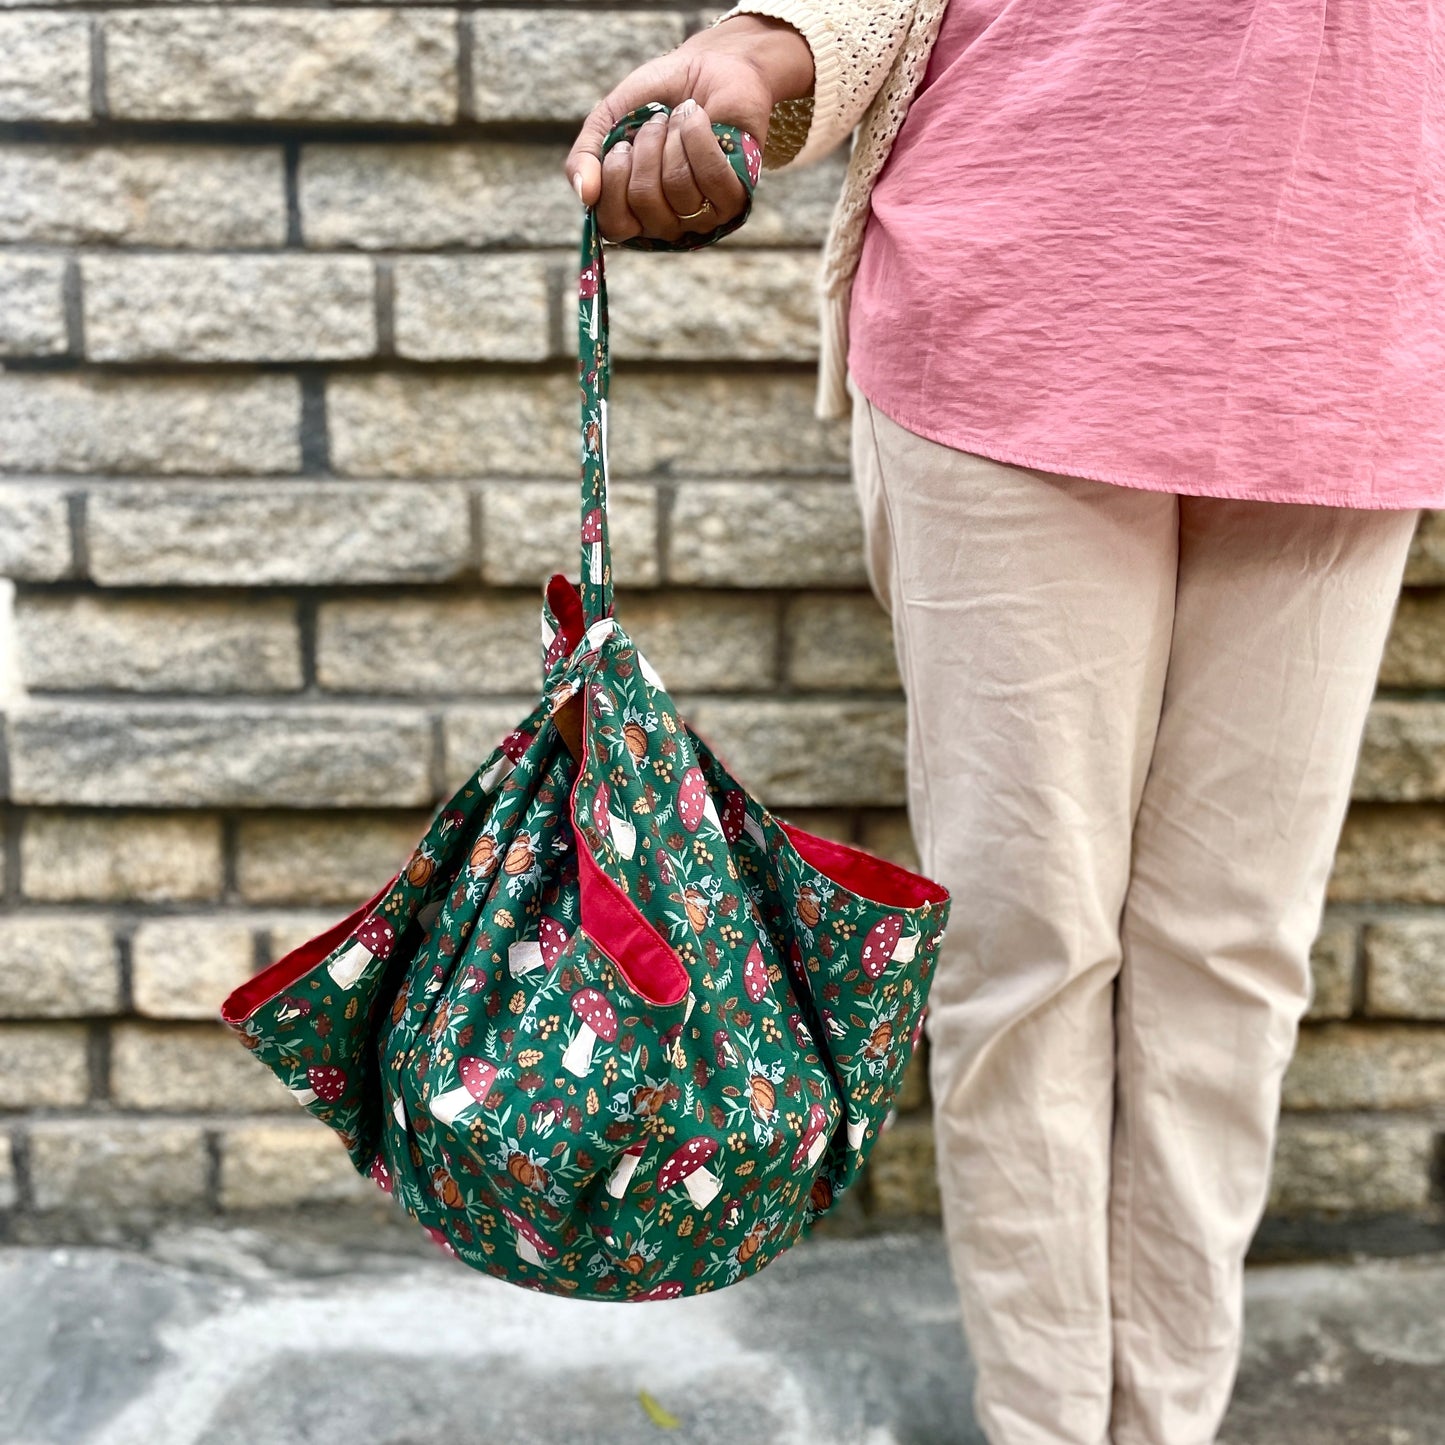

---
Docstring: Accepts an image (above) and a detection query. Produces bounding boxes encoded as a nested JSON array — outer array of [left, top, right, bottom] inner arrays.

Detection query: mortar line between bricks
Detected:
[[86, 1019, 111, 1105], [87, 16, 107, 121], [283, 140, 303, 246], [1, 807, 21, 902], [9, 1128, 34, 1217], [61, 257, 85, 359], [204, 1129, 223, 1215], [65, 491, 85, 581], [374, 259, 396, 359], [457, 10, 476, 122], [297, 594, 321, 692], [115, 924, 136, 1014]]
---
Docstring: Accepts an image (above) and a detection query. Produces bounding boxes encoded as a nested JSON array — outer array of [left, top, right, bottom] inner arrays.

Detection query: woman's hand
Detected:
[[563, 15, 814, 246]]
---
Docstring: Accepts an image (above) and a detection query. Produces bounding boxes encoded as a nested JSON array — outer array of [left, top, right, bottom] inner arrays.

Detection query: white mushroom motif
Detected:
[[606, 1141, 647, 1198], [591, 779, 636, 860], [582, 508, 605, 583], [428, 1056, 499, 1127], [560, 987, 618, 1076], [657, 1136, 722, 1208], [500, 1205, 558, 1268], [328, 914, 396, 990], [859, 914, 922, 981], [508, 916, 570, 978], [791, 1102, 830, 1171]]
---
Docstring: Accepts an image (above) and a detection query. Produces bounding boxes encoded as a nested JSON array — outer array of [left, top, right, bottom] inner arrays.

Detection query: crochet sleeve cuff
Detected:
[[708, 1, 912, 173]]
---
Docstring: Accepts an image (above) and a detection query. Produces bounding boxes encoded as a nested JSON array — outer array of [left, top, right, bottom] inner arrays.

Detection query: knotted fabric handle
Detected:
[[576, 102, 762, 628]]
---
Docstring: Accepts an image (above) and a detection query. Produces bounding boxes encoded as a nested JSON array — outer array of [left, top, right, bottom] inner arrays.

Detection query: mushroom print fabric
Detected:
[[220, 105, 952, 1302]]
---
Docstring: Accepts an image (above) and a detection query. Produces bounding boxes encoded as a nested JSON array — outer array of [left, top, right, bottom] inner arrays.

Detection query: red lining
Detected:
[[569, 681, 691, 1010], [546, 572, 585, 656], [779, 820, 950, 909], [219, 876, 395, 1026]]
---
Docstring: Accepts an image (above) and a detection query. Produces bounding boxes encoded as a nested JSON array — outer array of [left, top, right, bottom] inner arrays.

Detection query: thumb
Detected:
[[565, 60, 693, 206]]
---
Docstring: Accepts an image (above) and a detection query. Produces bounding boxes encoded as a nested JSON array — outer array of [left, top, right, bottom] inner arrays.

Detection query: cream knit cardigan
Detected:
[[709, 0, 951, 419]]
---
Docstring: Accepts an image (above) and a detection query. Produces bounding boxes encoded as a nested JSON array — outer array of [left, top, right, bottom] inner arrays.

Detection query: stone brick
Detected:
[[773, 809, 857, 844], [0, 918, 119, 1018], [0, 254, 67, 356], [1281, 1023, 1445, 1110], [894, 1037, 929, 1113], [15, 594, 302, 693], [110, 1020, 294, 1112], [607, 590, 779, 692], [317, 595, 538, 695], [470, 10, 686, 121], [1403, 511, 1445, 585], [1379, 591, 1445, 687], [480, 481, 659, 588], [329, 373, 574, 478], [864, 1115, 940, 1218], [1328, 806, 1445, 905], [1268, 1113, 1436, 1213], [722, 154, 847, 248], [669, 482, 866, 588], [605, 248, 819, 360], [0, 1024, 90, 1108], [266, 913, 360, 961], [0, 484, 73, 581], [0, 145, 285, 246], [783, 592, 900, 689], [87, 483, 471, 585], [20, 811, 223, 904], [1306, 918, 1357, 1021], [105, 8, 457, 123], [680, 698, 906, 806], [612, 373, 849, 476], [1363, 919, 1445, 1019], [236, 812, 431, 905], [442, 702, 552, 792], [857, 811, 923, 875], [1355, 701, 1445, 802], [0, 13, 89, 121], [217, 1119, 379, 1209], [0, 1133, 14, 1211], [0, 374, 300, 475], [131, 917, 259, 1020], [7, 702, 435, 809], [301, 143, 576, 250], [392, 255, 550, 362], [83, 255, 376, 364], [27, 1118, 209, 1213]]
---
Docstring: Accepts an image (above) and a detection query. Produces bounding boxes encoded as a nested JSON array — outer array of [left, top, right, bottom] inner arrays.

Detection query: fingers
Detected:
[[591, 100, 750, 245]]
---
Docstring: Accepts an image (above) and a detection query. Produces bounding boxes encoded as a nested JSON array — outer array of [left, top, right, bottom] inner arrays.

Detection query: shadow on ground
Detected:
[[1, 1222, 1441, 1444]]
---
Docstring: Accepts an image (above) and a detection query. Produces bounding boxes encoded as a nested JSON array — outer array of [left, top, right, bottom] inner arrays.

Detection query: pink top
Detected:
[[847, 0, 1445, 510]]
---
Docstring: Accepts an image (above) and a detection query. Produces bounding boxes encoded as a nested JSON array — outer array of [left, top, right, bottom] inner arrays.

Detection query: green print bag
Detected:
[[220, 102, 953, 1302]]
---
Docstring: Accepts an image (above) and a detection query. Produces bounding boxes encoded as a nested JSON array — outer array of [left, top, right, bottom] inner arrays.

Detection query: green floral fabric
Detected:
[[221, 105, 952, 1301]]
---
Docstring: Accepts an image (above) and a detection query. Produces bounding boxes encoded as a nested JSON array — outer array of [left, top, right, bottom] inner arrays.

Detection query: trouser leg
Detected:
[[848, 371, 1178, 1445], [1107, 495, 1422, 1445]]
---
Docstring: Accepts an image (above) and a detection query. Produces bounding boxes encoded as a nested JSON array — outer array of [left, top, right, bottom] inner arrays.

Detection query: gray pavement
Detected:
[[1, 1222, 1442, 1445]]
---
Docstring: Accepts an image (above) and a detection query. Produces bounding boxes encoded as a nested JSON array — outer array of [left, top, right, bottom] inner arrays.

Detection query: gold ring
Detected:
[[675, 198, 714, 221]]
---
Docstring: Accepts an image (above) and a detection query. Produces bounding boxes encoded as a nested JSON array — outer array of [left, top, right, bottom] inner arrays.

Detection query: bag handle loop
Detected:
[[577, 102, 761, 628]]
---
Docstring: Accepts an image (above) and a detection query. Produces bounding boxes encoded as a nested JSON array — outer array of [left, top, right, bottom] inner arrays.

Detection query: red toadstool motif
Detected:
[[656, 1136, 722, 1208], [561, 987, 618, 1076], [429, 1056, 499, 1127], [328, 914, 396, 990]]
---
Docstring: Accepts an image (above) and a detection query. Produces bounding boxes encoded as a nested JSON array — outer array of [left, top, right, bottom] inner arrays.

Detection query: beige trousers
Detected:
[[846, 370, 1422, 1445]]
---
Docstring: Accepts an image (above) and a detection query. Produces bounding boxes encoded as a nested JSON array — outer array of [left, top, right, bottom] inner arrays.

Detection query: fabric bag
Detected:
[[220, 103, 952, 1301]]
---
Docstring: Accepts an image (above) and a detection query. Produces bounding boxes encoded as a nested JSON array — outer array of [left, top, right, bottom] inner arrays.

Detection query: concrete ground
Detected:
[[1, 1222, 1442, 1445]]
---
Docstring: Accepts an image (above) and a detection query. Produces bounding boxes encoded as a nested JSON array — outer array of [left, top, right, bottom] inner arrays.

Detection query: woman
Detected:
[[564, 5, 1439, 1442]]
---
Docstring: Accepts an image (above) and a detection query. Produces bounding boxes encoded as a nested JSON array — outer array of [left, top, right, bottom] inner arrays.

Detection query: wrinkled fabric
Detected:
[[848, 366, 1422, 1444], [848, 0, 1445, 509]]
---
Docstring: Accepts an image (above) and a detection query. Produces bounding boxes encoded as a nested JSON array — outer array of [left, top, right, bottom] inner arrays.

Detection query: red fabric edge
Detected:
[[546, 572, 585, 655], [219, 875, 396, 1026], [570, 681, 691, 1011], [779, 820, 950, 909]]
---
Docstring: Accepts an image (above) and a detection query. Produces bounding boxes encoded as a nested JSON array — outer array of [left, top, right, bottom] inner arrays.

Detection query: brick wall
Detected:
[[0, 4, 1441, 1249]]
